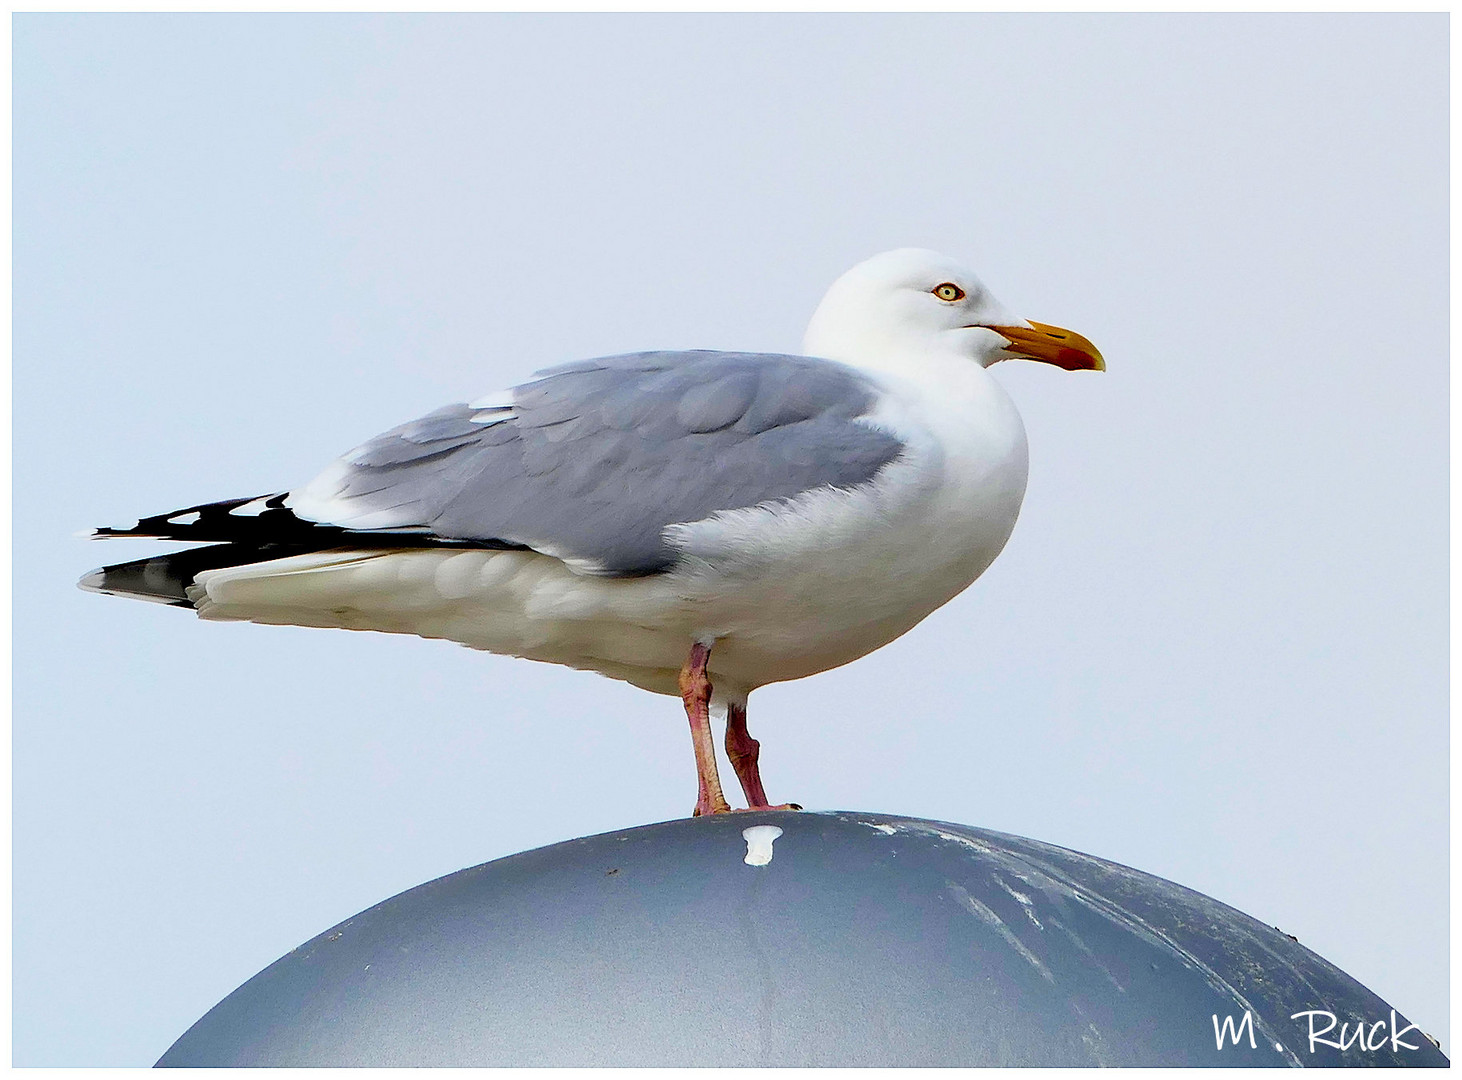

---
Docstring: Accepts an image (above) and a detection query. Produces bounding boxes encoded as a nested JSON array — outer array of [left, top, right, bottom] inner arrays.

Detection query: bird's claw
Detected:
[[692, 802, 802, 816]]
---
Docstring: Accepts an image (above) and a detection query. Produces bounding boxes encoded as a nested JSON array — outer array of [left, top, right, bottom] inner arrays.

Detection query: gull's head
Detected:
[[803, 247, 1104, 373]]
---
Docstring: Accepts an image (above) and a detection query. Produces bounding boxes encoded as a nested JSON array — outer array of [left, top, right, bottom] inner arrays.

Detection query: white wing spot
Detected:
[[229, 497, 275, 517], [742, 825, 784, 866], [468, 389, 515, 410], [168, 511, 202, 526]]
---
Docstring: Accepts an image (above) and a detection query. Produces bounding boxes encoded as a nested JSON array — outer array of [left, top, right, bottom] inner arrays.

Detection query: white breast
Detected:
[[663, 355, 1029, 689]]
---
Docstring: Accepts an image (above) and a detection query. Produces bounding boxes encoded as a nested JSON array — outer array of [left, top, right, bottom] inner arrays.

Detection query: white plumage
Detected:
[[83, 247, 1103, 814]]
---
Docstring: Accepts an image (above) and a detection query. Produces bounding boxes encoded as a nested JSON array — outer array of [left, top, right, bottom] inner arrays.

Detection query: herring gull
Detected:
[[80, 248, 1104, 816]]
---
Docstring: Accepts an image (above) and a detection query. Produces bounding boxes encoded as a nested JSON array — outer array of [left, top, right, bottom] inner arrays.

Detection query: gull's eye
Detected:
[[933, 282, 966, 302]]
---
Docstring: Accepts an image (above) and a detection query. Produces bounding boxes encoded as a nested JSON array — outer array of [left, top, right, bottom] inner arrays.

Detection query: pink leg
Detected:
[[725, 701, 800, 811], [679, 642, 731, 817]]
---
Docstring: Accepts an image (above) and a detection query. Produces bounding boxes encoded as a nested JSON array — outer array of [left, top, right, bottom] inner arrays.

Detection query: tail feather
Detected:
[[79, 542, 326, 606], [80, 493, 529, 608]]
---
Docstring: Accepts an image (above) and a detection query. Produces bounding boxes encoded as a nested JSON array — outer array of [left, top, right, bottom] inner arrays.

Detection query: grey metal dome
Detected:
[[157, 811, 1445, 1067]]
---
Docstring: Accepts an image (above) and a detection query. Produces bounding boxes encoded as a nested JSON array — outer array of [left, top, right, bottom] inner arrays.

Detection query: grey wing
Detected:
[[285, 351, 907, 575]]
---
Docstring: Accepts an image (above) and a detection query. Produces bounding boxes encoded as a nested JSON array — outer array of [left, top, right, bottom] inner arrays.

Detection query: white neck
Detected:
[[803, 323, 990, 388]]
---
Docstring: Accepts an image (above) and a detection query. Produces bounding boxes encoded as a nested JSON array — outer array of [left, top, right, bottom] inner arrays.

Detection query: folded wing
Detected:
[[82, 350, 907, 604], [285, 350, 905, 575]]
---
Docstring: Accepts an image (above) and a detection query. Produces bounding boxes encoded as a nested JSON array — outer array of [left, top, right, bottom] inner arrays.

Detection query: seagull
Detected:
[[80, 248, 1103, 817]]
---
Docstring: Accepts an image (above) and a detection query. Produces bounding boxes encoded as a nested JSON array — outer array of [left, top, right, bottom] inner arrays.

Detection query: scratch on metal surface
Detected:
[[1050, 913, 1128, 993], [947, 883, 1054, 983], [841, 815, 1310, 1064], [888, 819, 1304, 1063], [1005, 848, 1303, 1065], [929, 827, 997, 855], [993, 872, 1043, 929]]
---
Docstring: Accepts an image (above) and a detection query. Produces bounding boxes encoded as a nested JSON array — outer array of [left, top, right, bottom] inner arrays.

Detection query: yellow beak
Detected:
[[984, 320, 1105, 372]]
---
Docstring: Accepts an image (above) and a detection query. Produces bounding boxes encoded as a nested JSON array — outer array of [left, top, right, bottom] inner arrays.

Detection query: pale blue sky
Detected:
[[15, 13, 1447, 1065]]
